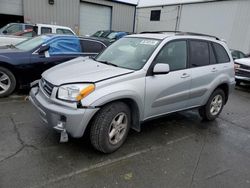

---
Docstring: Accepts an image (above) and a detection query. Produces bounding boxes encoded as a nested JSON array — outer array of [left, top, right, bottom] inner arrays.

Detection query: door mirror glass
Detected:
[[37, 45, 50, 54], [153, 63, 170, 75], [2, 30, 7, 34]]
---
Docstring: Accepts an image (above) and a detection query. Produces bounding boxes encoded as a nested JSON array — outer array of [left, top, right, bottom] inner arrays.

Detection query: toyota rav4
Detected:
[[29, 32, 235, 153]]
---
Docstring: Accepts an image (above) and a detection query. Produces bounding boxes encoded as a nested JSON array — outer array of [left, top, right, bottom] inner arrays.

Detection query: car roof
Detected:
[[127, 31, 222, 42]]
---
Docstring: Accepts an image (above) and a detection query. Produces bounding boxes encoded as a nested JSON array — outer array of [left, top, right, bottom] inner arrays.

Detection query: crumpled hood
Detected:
[[42, 57, 134, 86], [235, 58, 250, 66]]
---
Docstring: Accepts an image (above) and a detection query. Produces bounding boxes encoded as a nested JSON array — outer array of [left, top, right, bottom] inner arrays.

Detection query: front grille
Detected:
[[40, 78, 54, 96], [240, 64, 250, 70], [236, 69, 250, 78]]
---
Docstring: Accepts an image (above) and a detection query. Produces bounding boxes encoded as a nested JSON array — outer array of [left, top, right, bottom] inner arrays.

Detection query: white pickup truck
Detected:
[[0, 23, 76, 46]]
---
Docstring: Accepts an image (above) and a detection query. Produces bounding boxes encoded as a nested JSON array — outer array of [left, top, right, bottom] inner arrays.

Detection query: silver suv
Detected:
[[29, 32, 235, 153]]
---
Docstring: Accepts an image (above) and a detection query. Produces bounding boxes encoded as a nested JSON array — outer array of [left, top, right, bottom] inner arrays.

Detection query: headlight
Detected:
[[57, 84, 95, 102]]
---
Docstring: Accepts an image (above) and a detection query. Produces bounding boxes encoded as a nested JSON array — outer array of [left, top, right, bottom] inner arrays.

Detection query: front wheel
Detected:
[[199, 89, 225, 121], [90, 102, 131, 153], [0, 67, 16, 98]]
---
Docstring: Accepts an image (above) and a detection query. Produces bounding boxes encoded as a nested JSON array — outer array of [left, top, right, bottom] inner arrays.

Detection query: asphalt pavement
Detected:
[[0, 86, 250, 188]]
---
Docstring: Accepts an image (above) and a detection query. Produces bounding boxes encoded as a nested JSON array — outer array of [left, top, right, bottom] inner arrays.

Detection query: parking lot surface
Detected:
[[0, 86, 250, 188]]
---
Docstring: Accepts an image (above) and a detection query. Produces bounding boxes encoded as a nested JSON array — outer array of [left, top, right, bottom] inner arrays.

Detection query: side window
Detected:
[[81, 40, 105, 53], [6, 24, 22, 34], [212, 43, 230, 63], [56, 28, 74, 35], [209, 43, 217, 64], [41, 27, 52, 34], [25, 25, 33, 30], [189, 40, 209, 67], [154, 40, 187, 71], [48, 38, 81, 54]]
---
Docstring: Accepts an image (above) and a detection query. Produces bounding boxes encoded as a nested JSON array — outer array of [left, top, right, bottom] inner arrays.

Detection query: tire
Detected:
[[199, 89, 225, 121], [0, 66, 16, 98], [90, 102, 131, 153]]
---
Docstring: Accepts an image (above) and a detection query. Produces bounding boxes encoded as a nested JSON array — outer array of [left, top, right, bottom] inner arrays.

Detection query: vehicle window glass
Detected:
[[48, 38, 81, 54], [154, 40, 187, 71], [6, 24, 22, 34], [189, 40, 209, 67], [15, 35, 51, 51], [56, 28, 74, 35], [231, 50, 238, 60], [81, 40, 104, 53], [21, 31, 34, 37], [213, 43, 230, 63], [96, 38, 160, 70], [92, 30, 110, 38], [25, 25, 33, 30], [239, 52, 245, 58], [41, 27, 52, 34], [209, 43, 217, 64]]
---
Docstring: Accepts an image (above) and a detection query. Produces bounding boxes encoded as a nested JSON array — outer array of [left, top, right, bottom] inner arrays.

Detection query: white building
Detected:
[[136, 0, 250, 53]]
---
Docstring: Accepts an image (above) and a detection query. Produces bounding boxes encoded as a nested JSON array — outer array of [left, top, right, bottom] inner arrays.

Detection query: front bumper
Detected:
[[29, 87, 99, 138]]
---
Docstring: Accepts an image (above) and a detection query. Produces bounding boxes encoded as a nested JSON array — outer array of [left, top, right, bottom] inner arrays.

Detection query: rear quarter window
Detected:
[[212, 43, 230, 63], [81, 40, 105, 53]]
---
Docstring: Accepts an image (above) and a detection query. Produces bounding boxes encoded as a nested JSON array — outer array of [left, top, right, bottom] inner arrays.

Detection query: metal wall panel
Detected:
[[179, 0, 250, 53], [23, 0, 79, 32], [81, 0, 136, 32], [23, 0, 135, 34], [0, 0, 23, 16], [135, 5, 179, 33]]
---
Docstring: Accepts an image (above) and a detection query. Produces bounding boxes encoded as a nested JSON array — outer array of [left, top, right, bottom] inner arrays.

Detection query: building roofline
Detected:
[[107, 0, 137, 6], [137, 0, 222, 8]]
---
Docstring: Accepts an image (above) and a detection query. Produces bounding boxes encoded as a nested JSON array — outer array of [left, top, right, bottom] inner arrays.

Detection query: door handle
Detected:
[[211, 67, 218, 72], [181, 73, 190, 78]]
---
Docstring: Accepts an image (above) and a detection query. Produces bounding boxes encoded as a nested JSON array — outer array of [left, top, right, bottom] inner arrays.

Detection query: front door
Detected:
[[144, 40, 191, 120]]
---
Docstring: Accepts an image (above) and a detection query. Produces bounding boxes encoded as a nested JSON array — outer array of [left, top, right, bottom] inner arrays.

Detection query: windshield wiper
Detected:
[[6, 44, 16, 49], [95, 59, 118, 67]]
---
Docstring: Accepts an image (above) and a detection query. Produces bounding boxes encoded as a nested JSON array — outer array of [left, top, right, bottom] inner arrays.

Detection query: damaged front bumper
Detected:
[[29, 86, 99, 141]]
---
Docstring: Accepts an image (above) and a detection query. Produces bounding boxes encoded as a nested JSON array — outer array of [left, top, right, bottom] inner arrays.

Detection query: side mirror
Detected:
[[153, 63, 170, 75], [2, 30, 7, 34], [37, 45, 50, 55]]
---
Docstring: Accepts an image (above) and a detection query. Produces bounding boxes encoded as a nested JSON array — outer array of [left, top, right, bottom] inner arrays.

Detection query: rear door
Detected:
[[187, 40, 219, 107], [144, 40, 191, 119]]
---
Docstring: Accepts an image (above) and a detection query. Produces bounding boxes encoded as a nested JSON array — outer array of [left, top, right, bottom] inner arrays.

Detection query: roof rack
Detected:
[[140, 31, 220, 40]]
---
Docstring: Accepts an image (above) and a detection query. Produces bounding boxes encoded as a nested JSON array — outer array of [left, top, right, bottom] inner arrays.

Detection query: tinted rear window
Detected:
[[189, 40, 209, 67], [81, 40, 104, 53], [213, 43, 230, 63]]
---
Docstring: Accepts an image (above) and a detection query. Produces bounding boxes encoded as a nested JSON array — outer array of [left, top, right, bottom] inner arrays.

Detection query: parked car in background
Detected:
[[0, 23, 76, 36], [29, 32, 235, 153], [231, 49, 246, 60], [0, 35, 110, 97], [234, 58, 250, 85], [91, 30, 129, 42], [0, 35, 29, 46], [0, 23, 33, 35]]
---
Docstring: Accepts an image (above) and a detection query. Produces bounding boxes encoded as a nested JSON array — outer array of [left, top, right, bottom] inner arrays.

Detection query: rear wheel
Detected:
[[0, 67, 16, 98], [199, 89, 225, 121], [90, 102, 131, 153]]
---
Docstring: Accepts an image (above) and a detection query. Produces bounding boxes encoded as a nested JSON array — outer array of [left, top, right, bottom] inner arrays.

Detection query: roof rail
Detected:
[[140, 31, 220, 40]]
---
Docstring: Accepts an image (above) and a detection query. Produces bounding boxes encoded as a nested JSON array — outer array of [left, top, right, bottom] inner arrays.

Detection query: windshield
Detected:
[[95, 37, 160, 70], [15, 35, 51, 51]]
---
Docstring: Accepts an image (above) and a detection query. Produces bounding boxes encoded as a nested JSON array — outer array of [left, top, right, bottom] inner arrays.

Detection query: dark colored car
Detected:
[[91, 30, 129, 42], [0, 34, 110, 97], [231, 49, 246, 60]]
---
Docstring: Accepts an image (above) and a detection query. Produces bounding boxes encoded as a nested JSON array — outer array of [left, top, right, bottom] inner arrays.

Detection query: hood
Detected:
[[235, 58, 250, 66], [0, 46, 24, 54], [42, 57, 134, 86]]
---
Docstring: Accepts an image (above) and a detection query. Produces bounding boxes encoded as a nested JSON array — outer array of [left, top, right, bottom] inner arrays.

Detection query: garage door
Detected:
[[0, 0, 23, 16], [80, 2, 111, 36]]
